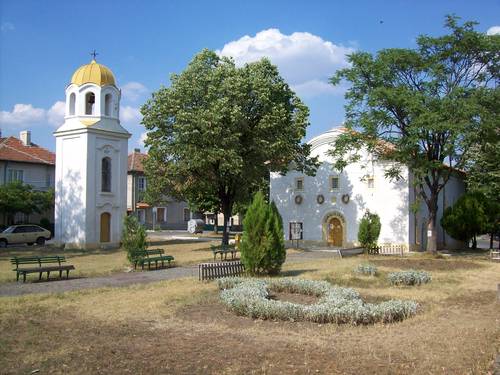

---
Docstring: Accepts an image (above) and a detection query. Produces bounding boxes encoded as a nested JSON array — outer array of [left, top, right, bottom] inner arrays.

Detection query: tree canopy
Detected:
[[0, 181, 54, 225], [141, 49, 317, 244], [329, 16, 499, 252]]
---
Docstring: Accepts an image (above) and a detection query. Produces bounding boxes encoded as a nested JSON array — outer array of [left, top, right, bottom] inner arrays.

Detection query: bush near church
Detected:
[[122, 215, 147, 264], [240, 192, 286, 275], [358, 211, 381, 252]]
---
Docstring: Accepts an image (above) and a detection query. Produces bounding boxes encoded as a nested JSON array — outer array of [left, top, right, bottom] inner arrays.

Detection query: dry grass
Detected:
[[1, 254, 499, 374], [0, 241, 302, 283]]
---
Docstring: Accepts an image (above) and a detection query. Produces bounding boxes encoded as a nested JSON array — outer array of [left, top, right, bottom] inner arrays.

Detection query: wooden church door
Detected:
[[100, 212, 111, 243], [328, 217, 343, 247]]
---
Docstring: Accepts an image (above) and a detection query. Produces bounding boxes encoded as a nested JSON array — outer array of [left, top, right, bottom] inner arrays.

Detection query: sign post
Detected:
[[290, 222, 303, 249]]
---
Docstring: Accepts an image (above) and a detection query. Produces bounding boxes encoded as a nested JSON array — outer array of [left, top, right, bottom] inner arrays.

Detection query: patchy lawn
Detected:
[[0, 240, 223, 283], [1, 254, 499, 374]]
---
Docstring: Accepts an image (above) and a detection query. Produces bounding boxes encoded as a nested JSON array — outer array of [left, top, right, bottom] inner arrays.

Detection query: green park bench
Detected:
[[134, 249, 175, 270], [210, 244, 238, 261], [11, 256, 75, 283]]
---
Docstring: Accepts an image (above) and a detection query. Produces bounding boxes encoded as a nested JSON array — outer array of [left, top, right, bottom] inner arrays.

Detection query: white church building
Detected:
[[54, 59, 130, 249], [270, 129, 465, 251]]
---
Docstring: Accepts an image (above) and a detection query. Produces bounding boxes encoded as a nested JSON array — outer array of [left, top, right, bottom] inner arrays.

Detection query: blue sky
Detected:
[[1, 0, 499, 152]]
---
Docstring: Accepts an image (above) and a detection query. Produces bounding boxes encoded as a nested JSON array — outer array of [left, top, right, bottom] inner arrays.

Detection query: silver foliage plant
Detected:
[[388, 270, 432, 286], [217, 277, 418, 324], [355, 263, 378, 276]]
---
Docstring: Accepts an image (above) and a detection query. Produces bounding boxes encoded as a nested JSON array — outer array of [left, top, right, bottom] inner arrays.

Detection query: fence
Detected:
[[377, 244, 406, 256], [198, 260, 245, 281]]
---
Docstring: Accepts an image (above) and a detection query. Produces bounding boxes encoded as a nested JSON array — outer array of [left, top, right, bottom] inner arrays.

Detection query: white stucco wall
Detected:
[[270, 129, 410, 248], [270, 128, 466, 251], [54, 79, 130, 249], [409, 172, 466, 250]]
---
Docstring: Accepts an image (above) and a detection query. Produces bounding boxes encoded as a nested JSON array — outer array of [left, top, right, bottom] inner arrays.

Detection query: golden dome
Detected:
[[70, 59, 116, 87]]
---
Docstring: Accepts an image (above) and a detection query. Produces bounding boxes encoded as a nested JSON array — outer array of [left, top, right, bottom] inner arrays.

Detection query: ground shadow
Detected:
[[370, 258, 484, 271], [280, 269, 318, 277]]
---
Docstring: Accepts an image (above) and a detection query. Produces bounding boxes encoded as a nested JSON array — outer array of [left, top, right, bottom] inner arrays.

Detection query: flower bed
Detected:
[[217, 277, 418, 324], [355, 263, 378, 276], [388, 270, 431, 286]]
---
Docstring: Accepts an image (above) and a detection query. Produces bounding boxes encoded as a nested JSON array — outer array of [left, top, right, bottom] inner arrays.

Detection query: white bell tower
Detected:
[[54, 56, 131, 249]]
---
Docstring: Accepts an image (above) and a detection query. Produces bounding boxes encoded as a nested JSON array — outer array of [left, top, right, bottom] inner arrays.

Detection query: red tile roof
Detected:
[[128, 151, 147, 172], [0, 137, 55, 165]]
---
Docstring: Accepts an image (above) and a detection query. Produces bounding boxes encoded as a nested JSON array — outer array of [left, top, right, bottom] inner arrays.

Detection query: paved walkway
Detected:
[[0, 251, 336, 297]]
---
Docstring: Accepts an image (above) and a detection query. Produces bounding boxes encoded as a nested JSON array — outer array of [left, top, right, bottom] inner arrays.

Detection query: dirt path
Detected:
[[0, 251, 336, 297]]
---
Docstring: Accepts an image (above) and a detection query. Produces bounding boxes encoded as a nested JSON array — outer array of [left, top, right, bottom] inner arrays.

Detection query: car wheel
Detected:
[[36, 237, 46, 246], [0, 239, 7, 248]]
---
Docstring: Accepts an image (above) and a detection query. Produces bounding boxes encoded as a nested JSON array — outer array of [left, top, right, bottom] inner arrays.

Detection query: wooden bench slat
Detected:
[[198, 260, 245, 281], [11, 256, 75, 282]]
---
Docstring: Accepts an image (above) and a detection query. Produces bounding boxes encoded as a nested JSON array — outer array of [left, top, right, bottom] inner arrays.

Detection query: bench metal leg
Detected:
[[59, 270, 63, 278], [47, 271, 50, 281], [16, 271, 19, 282], [66, 269, 70, 279], [39, 272, 42, 281], [23, 272, 27, 283]]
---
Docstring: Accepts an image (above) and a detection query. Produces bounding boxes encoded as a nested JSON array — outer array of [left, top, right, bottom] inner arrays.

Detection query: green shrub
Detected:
[[388, 270, 431, 286], [355, 263, 378, 276], [358, 211, 381, 250], [441, 192, 488, 249], [217, 277, 418, 324], [240, 192, 286, 275], [122, 215, 147, 264]]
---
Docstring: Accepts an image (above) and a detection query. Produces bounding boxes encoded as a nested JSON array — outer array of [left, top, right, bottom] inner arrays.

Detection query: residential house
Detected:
[[0, 131, 55, 225], [127, 149, 192, 229]]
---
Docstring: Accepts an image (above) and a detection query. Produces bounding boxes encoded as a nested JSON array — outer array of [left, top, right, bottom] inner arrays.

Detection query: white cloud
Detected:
[[1, 22, 14, 32], [47, 101, 65, 126], [0, 104, 46, 126], [217, 29, 354, 97], [139, 132, 148, 146], [121, 105, 142, 124], [487, 26, 500, 35], [291, 80, 349, 98], [121, 82, 148, 102]]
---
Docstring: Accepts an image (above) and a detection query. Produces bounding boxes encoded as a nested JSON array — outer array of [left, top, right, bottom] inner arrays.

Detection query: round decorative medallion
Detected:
[[294, 195, 303, 205], [341, 194, 350, 204], [316, 194, 325, 204]]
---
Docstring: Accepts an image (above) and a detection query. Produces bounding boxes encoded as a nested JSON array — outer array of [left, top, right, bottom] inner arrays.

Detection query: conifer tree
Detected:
[[240, 192, 286, 275], [122, 215, 147, 264]]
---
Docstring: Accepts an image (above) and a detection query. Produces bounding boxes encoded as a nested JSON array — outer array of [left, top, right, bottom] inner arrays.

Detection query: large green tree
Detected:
[[142, 49, 317, 244], [465, 89, 500, 248], [329, 16, 499, 252], [0, 181, 54, 225]]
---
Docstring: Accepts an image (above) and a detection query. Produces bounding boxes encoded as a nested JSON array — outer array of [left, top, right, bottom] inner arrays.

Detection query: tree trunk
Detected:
[[426, 215, 438, 253], [214, 212, 219, 234], [490, 233, 494, 250], [472, 234, 477, 249], [221, 200, 233, 246]]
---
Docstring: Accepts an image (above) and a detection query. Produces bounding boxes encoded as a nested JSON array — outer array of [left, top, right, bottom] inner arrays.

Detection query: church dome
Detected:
[[71, 59, 116, 87]]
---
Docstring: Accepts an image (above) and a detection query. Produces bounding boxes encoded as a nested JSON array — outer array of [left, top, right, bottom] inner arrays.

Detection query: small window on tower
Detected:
[[104, 94, 112, 116], [101, 157, 112, 192], [85, 92, 95, 115], [69, 93, 76, 115], [295, 177, 304, 191], [330, 176, 339, 190]]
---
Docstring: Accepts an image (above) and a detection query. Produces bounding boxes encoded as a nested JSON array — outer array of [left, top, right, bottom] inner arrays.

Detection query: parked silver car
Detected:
[[0, 225, 51, 247]]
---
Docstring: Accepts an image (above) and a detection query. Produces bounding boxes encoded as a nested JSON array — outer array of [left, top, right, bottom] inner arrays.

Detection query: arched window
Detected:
[[69, 93, 76, 115], [85, 92, 95, 115], [101, 157, 111, 192], [104, 94, 112, 116]]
